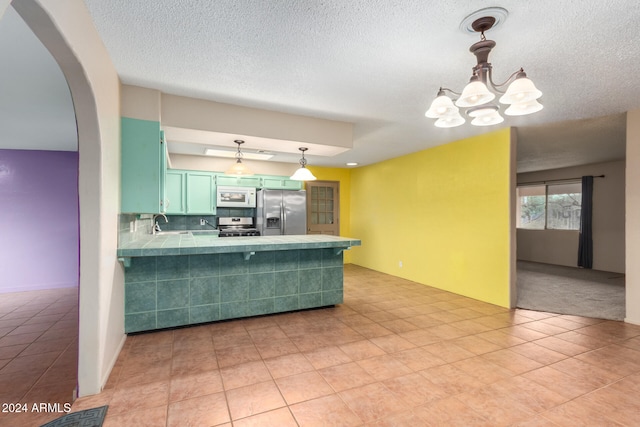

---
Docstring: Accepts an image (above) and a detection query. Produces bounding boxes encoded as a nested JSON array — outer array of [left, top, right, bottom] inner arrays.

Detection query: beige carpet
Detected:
[[516, 261, 625, 321]]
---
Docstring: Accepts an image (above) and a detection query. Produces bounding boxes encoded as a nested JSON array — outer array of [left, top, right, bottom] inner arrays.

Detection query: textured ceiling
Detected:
[[3, 1, 638, 172]]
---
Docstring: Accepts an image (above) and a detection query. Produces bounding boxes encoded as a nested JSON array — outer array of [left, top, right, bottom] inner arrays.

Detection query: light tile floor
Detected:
[[7, 265, 640, 426], [0, 286, 78, 427]]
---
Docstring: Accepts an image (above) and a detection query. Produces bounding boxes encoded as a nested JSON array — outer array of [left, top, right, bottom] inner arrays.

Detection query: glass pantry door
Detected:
[[306, 181, 340, 235]]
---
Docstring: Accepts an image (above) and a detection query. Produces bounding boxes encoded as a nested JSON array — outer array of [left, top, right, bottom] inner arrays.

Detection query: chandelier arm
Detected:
[[439, 87, 462, 97], [488, 67, 524, 92]]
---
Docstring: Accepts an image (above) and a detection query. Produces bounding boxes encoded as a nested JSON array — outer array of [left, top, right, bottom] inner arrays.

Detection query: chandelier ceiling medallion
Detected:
[[426, 8, 543, 128]]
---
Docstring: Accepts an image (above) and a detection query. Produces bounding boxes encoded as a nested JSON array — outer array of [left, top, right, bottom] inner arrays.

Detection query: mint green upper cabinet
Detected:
[[121, 117, 165, 213], [260, 175, 304, 190], [186, 172, 215, 214], [216, 175, 262, 188], [165, 170, 186, 214]]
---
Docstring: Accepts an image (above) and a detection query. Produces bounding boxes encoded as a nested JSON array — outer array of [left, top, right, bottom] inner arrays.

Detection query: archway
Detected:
[[7, 0, 125, 397]]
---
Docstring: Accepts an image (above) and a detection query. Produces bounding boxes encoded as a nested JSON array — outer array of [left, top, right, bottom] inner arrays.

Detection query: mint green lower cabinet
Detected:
[[165, 170, 186, 214], [186, 172, 215, 214], [123, 249, 344, 333]]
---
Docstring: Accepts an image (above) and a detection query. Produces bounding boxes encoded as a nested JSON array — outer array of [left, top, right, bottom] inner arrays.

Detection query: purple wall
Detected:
[[0, 149, 79, 293]]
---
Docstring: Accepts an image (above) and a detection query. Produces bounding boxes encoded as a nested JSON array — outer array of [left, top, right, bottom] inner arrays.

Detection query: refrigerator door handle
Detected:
[[281, 202, 286, 234]]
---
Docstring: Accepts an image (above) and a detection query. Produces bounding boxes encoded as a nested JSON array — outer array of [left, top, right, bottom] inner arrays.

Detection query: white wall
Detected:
[[161, 93, 354, 151], [517, 160, 625, 273], [13, 0, 124, 396], [626, 110, 640, 324]]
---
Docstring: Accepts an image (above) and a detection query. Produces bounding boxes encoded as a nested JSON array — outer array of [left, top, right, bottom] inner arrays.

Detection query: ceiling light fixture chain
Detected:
[[426, 9, 543, 128], [298, 147, 308, 167], [224, 139, 254, 176], [234, 139, 244, 160]]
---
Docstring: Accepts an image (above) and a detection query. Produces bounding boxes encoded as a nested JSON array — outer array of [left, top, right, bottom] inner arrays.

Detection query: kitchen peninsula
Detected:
[[117, 233, 361, 333]]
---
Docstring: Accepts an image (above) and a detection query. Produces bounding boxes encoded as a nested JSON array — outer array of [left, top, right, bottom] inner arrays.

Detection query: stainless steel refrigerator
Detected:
[[256, 189, 307, 235]]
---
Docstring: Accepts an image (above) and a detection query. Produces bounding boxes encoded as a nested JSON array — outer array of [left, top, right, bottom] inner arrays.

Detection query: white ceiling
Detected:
[[2, 1, 637, 172]]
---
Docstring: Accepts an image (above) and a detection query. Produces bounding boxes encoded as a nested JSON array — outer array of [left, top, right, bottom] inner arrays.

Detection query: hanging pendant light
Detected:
[[290, 147, 317, 181], [225, 140, 254, 176]]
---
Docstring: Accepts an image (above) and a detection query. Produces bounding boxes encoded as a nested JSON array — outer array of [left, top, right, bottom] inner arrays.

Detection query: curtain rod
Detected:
[[518, 175, 605, 186]]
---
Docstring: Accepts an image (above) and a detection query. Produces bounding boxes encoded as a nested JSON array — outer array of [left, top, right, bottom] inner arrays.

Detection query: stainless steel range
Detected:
[[216, 217, 261, 237]]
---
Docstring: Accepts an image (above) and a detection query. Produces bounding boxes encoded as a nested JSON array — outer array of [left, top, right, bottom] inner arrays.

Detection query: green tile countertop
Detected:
[[117, 234, 362, 258]]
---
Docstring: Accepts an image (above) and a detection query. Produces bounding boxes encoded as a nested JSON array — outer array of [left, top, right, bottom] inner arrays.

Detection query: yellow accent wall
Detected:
[[304, 166, 353, 263], [350, 129, 513, 307]]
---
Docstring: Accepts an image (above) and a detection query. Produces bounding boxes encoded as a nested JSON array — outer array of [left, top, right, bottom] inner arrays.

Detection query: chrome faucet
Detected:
[[152, 213, 168, 235]]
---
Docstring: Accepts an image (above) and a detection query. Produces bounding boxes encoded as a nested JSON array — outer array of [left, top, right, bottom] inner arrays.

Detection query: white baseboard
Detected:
[[99, 334, 127, 394], [624, 316, 640, 326]]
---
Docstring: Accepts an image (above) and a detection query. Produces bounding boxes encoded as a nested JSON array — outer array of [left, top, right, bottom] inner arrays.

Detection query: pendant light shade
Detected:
[[468, 106, 504, 126], [425, 91, 458, 118], [434, 112, 465, 128], [455, 79, 495, 108], [225, 159, 253, 175], [290, 166, 317, 181], [224, 140, 254, 176], [499, 72, 543, 104], [290, 147, 317, 181], [504, 98, 544, 116]]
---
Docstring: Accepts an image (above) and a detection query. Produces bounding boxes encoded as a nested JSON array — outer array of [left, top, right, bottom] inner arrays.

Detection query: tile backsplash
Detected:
[[118, 213, 151, 246], [118, 209, 256, 245]]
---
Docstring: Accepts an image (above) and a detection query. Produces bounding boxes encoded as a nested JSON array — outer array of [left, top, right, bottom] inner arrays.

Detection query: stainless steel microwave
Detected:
[[216, 186, 257, 208]]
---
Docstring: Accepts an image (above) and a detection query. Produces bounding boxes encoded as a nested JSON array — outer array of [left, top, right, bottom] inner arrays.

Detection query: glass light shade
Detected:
[[455, 80, 495, 107], [426, 94, 457, 118], [225, 159, 254, 176], [499, 76, 542, 104], [434, 112, 465, 128], [505, 99, 544, 116], [290, 166, 317, 181], [470, 108, 504, 126]]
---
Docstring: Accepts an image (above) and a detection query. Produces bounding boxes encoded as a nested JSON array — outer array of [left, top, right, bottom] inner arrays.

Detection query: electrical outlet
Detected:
[[129, 221, 135, 233], [200, 218, 206, 226], [399, 261, 403, 268]]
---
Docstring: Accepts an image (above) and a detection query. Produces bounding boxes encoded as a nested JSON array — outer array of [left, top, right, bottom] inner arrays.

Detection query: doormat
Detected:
[[40, 405, 108, 427]]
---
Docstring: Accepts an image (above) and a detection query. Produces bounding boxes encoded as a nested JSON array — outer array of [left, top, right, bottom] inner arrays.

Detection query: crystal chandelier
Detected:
[[425, 14, 543, 128]]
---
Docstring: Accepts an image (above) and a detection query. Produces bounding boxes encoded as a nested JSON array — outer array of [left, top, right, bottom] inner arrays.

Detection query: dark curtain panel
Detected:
[[578, 175, 593, 268]]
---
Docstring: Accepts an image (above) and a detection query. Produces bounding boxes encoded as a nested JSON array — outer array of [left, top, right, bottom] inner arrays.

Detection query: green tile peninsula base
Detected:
[[124, 248, 344, 333]]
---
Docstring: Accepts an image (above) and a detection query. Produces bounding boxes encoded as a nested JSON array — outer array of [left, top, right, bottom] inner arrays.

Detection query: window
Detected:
[[517, 182, 582, 230]]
